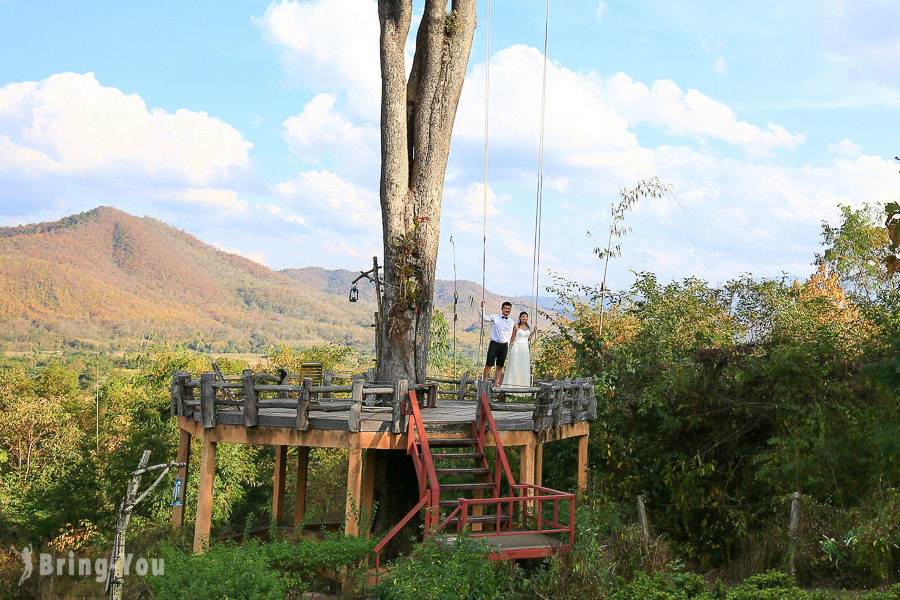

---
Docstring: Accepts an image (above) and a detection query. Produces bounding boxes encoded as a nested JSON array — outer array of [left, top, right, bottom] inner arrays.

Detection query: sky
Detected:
[[1, 0, 898, 301]]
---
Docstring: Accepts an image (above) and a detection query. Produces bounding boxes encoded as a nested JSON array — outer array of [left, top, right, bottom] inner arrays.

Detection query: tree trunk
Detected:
[[372, 0, 477, 550], [378, 0, 477, 384]]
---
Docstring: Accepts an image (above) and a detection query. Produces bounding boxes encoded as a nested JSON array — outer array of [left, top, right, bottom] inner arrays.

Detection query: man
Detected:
[[481, 300, 514, 386]]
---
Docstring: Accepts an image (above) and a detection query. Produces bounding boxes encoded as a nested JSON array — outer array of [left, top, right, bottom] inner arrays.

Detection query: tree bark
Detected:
[[378, 0, 477, 384], [373, 0, 477, 550]]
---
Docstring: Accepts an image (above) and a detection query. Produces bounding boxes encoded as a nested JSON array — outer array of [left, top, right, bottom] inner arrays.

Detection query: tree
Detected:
[[377, 0, 477, 384], [372, 0, 478, 548]]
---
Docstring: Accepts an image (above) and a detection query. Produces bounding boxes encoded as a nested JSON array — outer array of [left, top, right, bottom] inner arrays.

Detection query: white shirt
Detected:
[[482, 308, 514, 344]]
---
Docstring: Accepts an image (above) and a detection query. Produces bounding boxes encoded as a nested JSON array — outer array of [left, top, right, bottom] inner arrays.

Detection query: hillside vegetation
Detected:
[[0, 207, 537, 357]]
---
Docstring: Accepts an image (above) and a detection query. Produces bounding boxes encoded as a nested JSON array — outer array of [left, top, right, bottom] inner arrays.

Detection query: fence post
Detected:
[[637, 495, 650, 553], [200, 373, 217, 428], [295, 377, 311, 431], [348, 377, 364, 432], [392, 379, 409, 434], [457, 371, 470, 402], [242, 369, 258, 427], [789, 491, 801, 575]]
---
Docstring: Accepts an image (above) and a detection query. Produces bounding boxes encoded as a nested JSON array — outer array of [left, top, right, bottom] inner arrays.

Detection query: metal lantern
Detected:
[[349, 285, 359, 302]]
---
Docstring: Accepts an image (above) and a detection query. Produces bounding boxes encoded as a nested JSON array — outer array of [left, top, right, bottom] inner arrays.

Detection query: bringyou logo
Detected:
[[10, 545, 164, 585]]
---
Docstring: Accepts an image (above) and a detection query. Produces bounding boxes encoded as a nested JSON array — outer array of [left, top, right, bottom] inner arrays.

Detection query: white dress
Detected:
[[503, 326, 532, 388]]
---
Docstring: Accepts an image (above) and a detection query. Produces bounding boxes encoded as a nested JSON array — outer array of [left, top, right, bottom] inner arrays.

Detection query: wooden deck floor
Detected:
[[188, 399, 567, 434], [437, 531, 567, 559]]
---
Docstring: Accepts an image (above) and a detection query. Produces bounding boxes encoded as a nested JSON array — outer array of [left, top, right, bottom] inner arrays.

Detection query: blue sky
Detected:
[[1, 0, 898, 300]]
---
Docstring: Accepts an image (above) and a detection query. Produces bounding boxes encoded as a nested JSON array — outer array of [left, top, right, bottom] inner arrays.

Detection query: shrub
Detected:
[[378, 534, 510, 600]]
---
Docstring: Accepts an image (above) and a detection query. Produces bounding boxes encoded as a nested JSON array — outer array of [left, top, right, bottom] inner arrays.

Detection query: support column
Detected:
[[519, 442, 535, 487], [171, 428, 191, 528], [520, 442, 536, 514], [535, 443, 544, 488], [294, 447, 309, 530], [345, 440, 364, 536], [361, 449, 377, 536], [193, 439, 217, 553], [273, 445, 288, 525], [577, 433, 589, 493]]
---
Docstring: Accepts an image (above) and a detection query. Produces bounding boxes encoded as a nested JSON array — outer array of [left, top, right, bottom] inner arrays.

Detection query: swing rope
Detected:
[[479, 0, 492, 363], [530, 0, 550, 381]]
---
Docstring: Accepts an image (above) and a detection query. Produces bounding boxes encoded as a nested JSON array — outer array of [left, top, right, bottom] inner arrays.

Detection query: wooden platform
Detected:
[[186, 398, 577, 434], [437, 531, 567, 559], [170, 370, 596, 552]]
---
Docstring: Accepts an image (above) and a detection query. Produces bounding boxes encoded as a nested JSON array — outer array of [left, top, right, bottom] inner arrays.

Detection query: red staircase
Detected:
[[374, 389, 575, 569]]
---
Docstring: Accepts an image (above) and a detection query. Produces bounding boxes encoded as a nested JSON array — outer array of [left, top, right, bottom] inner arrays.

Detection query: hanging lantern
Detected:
[[349, 285, 359, 302], [171, 477, 183, 507]]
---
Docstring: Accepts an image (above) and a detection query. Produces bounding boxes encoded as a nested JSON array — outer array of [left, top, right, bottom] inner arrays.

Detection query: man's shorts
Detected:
[[485, 340, 509, 368]]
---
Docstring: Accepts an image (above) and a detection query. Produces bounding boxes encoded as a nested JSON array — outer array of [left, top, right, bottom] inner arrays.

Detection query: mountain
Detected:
[[0, 207, 546, 357], [0, 207, 377, 353]]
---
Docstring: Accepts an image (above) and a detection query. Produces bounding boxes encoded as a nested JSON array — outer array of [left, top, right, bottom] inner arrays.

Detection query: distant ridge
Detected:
[[0, 207, 540, 356]]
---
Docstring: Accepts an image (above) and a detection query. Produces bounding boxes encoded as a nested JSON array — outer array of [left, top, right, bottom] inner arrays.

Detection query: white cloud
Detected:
[[0, 72, 264, 224], [257, 0, 381, 119], [282, 93, 379, 184], [596, 1, 608, 22], [212, 242, 270, 266], [827, 139, 863, 157], [0, 73, 258, 186], [714, 57, 727, 78], [601, 74, 806, 155], [276, 169, 380, 233]]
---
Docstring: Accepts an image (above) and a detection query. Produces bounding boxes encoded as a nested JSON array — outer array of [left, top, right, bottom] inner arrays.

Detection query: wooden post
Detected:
[[349, 378, 364, 432], [520, 442, 536, 515], [457, 371, 470, 402], [789, 491, 800, 575], [110, 450, 151, 600], [193, 439, 217, 553], [296, 377, 311, 431], [535, 442, 543, 487], [273, 445, 288, 525], [475, 380, 490, 431], [171, 370, 190, 416], [294, 447, 309, 530], [366, 367, 376, 383], [199, 373, 217, 428], [577, 434, 589, 493], [323, 369, 333, 398], [571, 379, 585, 424], [242, 369, 258, 427], [551, 386, 563, 428], [637, 495, 650, 553], [361, 449, 377, 537], [171, 429, 191, 528], [427, 382, 438, 408], [345, 441, 364, 536], [587, 378, 598, 419], [533, 383, 552, 431], [391, 379, 408, 434]]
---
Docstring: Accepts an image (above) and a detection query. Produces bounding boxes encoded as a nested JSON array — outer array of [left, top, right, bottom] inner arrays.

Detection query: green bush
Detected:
[[149, 539, 291, 600], [378, 534, 510, 600]]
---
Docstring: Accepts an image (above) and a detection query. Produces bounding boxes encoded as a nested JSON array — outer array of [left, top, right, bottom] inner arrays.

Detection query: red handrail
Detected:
[[406, 390, 440, 530]]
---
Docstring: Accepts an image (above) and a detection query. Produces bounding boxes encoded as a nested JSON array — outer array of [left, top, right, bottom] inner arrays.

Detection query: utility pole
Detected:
[[350, 257, 384, 374], [107, 451, 185, 599]]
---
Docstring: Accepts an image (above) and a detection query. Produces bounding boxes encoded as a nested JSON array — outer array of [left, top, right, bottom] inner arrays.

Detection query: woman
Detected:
[[502, 311, 537, 388]]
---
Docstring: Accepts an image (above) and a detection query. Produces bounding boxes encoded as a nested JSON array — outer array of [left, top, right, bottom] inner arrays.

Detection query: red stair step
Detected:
[[432, 452, 484, 460], [434, 467, 491, 476]]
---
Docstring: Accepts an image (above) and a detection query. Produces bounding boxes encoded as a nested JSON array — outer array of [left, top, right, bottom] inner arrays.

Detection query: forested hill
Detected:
[[0, 207, 533, 355]]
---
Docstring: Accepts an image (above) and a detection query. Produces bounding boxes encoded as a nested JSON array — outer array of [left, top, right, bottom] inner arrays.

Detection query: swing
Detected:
[[476, 0, 551, 385]]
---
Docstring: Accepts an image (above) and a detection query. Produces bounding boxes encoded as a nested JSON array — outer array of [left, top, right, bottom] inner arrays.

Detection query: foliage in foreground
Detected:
[[378, 534, 512, 600]]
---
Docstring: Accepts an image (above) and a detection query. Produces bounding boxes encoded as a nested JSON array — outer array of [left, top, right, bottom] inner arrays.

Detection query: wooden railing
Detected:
[[170, 367, 410, 433]]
